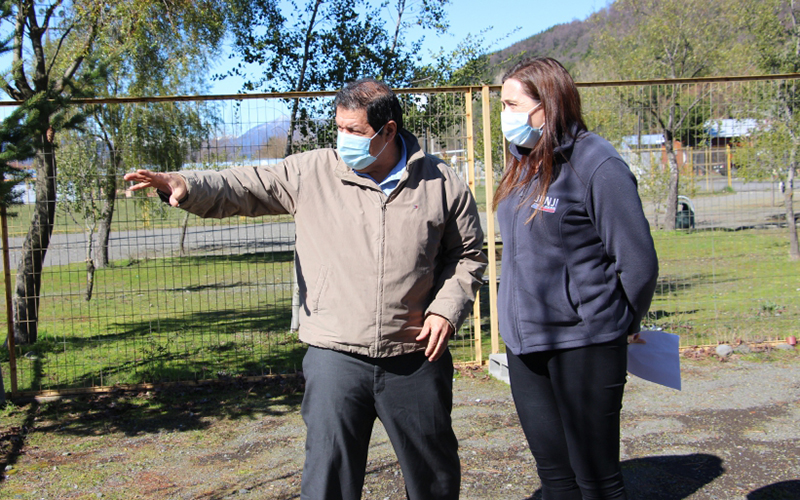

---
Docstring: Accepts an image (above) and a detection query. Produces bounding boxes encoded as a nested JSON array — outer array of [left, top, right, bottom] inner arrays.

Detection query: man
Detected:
[[124, 78, 486, 500]]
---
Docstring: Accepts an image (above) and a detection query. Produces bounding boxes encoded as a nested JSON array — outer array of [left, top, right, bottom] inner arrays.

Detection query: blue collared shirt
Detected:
[[355, 135, 407, 196]]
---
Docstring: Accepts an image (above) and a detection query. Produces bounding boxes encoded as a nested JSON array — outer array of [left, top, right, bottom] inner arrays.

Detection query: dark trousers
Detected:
[[300, 346, 460, 500], [506, 334, 628, 500]]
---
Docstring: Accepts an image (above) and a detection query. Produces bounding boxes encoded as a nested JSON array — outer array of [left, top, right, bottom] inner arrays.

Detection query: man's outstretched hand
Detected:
[[124, 170, 187, 207]]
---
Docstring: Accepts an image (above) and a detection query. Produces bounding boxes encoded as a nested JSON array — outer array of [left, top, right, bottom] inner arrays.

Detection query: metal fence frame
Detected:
[[2, 74, 799, 397]]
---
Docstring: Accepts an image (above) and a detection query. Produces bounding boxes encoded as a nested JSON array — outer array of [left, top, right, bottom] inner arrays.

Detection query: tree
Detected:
[[0, 0, 225, 344], [588, 0, 734, 229], [732, 0, 800, 259], [55, 130, 102, 300], [0, 0, 114, 345], [410, 28, 519, 177], [223, 0, 449, 154], [0, 100, 38, 359], [86, 1, 225, 268]]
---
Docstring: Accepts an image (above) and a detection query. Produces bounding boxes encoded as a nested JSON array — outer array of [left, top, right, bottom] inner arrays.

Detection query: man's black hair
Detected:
[[334, 78, 404, 131]]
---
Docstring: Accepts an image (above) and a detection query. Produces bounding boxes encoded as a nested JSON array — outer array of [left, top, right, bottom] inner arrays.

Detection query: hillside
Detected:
[[487, 14, 600, 82]]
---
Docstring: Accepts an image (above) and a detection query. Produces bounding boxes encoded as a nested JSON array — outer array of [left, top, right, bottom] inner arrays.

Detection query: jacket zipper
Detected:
[[374, 196, 387, 357], [512, 195, 523, 350]]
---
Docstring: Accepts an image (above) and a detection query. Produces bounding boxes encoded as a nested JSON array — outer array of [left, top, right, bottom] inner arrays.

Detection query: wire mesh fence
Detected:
[[1, 76, 799, 395]]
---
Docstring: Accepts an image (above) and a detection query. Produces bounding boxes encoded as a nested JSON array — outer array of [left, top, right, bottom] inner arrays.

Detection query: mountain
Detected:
[[486, 7, 613, 82], [205, 115, 291, 160], [235, 117, 291, 150]]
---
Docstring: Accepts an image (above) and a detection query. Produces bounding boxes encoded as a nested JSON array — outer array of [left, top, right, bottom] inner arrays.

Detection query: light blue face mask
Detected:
[[336, 125, 387, 170], [501, 103, 544, 148]]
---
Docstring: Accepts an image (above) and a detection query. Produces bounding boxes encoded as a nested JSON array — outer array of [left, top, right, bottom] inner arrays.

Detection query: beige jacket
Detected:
[[178, 130, 487, 357]]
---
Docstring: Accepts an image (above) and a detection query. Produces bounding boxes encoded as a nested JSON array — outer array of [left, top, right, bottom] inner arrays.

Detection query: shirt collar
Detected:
[[355, 135, 407, 195]]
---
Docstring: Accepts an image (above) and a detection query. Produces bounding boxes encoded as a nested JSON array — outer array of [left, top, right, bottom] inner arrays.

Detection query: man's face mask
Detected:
[[337, 125, 387, 170], [501, 103, 545, 148]]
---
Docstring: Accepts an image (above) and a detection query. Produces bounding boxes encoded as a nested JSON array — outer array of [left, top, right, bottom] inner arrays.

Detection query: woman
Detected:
[[495, 57, 658, 500]]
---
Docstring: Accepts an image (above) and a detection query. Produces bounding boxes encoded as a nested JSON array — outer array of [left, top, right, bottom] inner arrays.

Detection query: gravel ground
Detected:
[[1, 351, 799, 500]]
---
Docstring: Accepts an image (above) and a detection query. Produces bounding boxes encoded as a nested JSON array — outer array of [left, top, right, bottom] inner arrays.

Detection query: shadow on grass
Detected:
[[14, 305, 306, 391], [653, 273, 716, 297], [174, 250, 295, 265], [0, 400, 38, 485], [525, 453, 724, 500], [646, 309, 700, 321], [165, 281, 260, 293]]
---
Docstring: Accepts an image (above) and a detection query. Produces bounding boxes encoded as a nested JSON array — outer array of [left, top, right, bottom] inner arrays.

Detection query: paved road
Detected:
[[4, 221, 296, 269], [3, 183, 798, 269]]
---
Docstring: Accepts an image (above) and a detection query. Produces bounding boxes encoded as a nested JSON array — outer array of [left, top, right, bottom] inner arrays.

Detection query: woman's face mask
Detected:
[[501, 103, 544, 148], [337, 125, 387, 170]]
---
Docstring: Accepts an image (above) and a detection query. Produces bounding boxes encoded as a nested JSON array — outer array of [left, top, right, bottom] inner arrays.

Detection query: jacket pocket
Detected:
[[515, 265, 582, 328], [311, 266, 329, 314]]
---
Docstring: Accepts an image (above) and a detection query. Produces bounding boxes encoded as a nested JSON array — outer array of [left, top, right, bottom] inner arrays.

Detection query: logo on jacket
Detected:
[[531, 196, 559, 213]]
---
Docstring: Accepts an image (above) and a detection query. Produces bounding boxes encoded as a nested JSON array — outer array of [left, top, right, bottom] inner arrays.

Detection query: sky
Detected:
[[207, 0, 610, 95]]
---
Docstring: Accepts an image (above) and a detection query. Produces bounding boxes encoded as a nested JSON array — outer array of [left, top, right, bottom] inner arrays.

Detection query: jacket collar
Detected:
[[508, 124, 584, 162]]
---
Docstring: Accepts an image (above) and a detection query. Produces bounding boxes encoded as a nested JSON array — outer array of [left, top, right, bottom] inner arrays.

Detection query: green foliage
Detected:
[[225, 0, 448, 92], [733, 0, 800, 178], [408, 28, 518, 176], [741, 0, 800, 74], [56, 130, 104, 224], [222, 0, 450, 152], [0, 104, 36, 207], [590, 0, 734, 80], [734, 121, 796, 183], [583, 0, 743, 229]]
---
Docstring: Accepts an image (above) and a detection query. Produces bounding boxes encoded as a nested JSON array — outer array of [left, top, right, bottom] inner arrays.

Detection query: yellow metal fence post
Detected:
[[481, 86, 500, 355], [726, 144, 733, 189], [465, 90, 482, 365], [2, 204, 18, 397]]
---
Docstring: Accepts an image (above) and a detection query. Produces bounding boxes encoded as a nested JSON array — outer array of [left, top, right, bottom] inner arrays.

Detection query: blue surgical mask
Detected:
[[501, 103, 544, 148], [337, 125, 387, 170]]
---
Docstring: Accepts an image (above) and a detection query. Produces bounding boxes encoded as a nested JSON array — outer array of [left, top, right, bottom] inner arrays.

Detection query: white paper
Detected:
[[627, 330, 682, 390]]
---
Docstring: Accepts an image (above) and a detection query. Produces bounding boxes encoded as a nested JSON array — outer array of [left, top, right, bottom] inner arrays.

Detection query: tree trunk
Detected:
[[179, 211, 190, 256], [284, 99, 300, 157], [97, 157, 119, 268], [13, 134, 57, 345], [663, 139, 680, 230], [786, 163, 799, 260], [84, 222, 96, 301], [283, 0, 322, 157]]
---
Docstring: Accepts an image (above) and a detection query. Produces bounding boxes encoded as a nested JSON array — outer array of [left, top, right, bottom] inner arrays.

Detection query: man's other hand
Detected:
[[123, 170, 187, 207], [416, 314, 454, 362]]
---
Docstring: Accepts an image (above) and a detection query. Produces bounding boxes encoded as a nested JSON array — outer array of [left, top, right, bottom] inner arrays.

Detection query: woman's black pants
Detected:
[[506, 334, 628, 500]]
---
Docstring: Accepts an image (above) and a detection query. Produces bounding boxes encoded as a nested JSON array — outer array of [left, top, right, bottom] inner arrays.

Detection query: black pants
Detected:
[[506, 334, 628, 500], [300, 346, 460, 500]]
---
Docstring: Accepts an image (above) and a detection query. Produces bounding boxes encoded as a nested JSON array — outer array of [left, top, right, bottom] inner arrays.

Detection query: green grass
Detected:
[[2, 226, 799, 393], [2, 251, 302, 393], [647, 229, 800, 346]]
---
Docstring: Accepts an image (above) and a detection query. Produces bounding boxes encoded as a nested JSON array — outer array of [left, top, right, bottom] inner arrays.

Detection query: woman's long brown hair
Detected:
[[493, 57, 587, 218]]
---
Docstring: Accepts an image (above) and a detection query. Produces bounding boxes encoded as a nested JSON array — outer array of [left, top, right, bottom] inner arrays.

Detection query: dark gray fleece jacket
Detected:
[[497, 130, 658, 355]]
